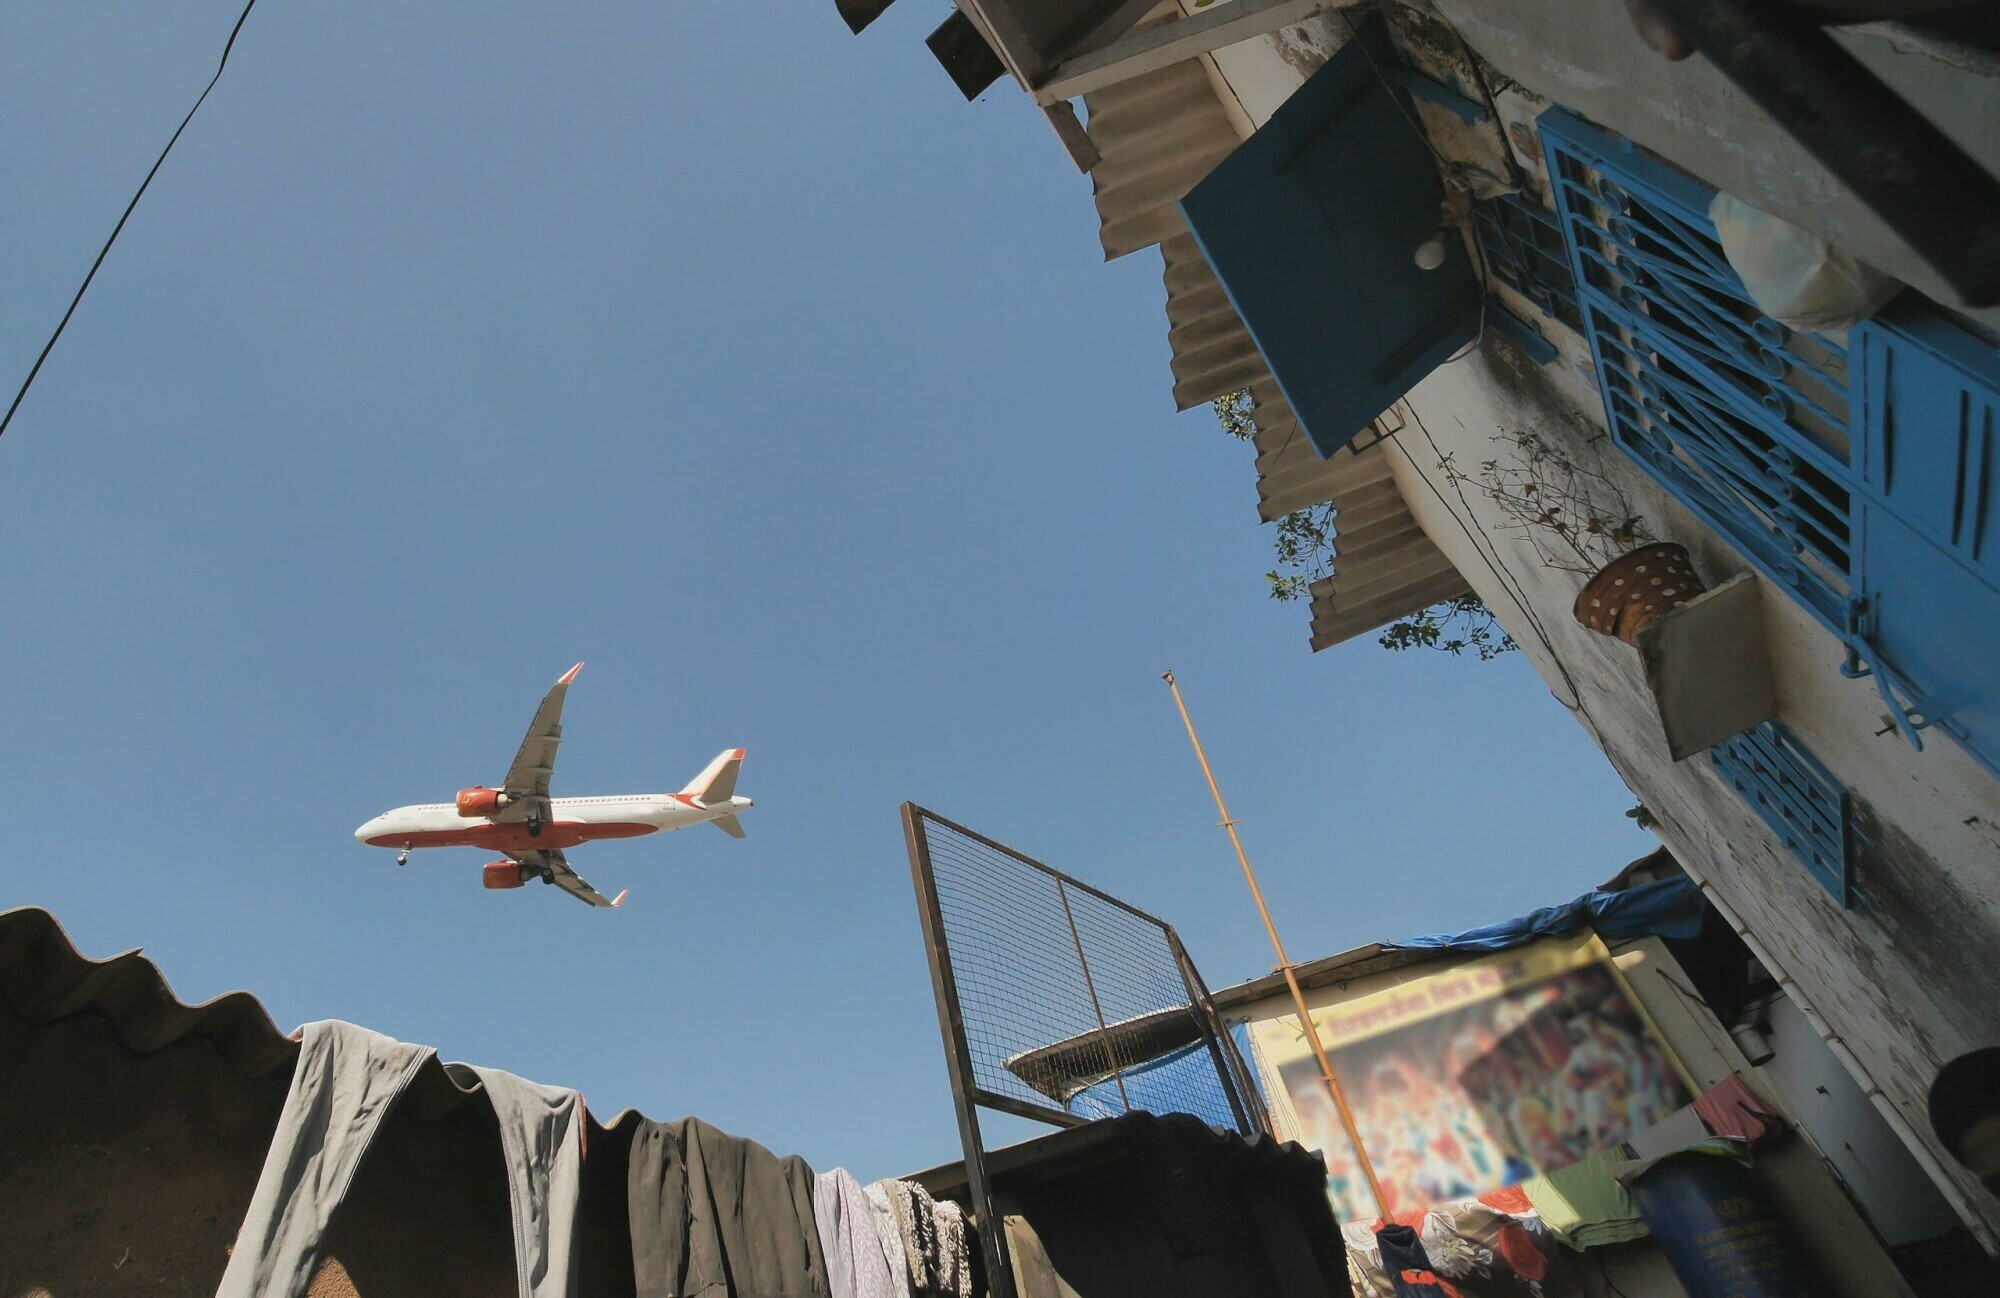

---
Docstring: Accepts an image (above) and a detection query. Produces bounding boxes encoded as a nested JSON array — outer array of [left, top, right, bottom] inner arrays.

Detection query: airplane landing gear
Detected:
[[396, 849, 410, 867], [527, 814, 543, 838]]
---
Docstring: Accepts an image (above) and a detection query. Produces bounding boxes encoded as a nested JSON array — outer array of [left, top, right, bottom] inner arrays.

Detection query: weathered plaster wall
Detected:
[[1430, 0, 2000, 330], [1388, 318, 2000, 1246], [1196, 0, 2000, 1247]]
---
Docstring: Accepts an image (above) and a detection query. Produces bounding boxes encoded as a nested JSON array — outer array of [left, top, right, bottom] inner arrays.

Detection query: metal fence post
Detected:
[[903, 803, 1018, 1298]]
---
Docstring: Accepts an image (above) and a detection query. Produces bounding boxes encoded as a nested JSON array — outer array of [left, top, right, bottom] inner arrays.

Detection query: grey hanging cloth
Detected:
[[814, 1168, 902, 1298], [464, 1065, 586, 1298], [215, 1020, 434, 1298], [627, 1115, 830, 1298]]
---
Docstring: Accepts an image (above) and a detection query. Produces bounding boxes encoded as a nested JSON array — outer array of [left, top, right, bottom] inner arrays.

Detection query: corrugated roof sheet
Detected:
[[0, 905, 698, 1131], [1081, 34, 1466, 652]]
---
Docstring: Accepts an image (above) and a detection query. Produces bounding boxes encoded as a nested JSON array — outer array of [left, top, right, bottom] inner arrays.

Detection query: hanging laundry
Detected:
[[815, 1168, 902, 1298], [871, 1179, 973, 1298], [465, 1066, 585, 1298], [1341, 1195, 1580, 1298], [1518, 1151, 1649, 1251], [1691, 1075, 1785, 1149], [627, 1116, 829, 1298], [215, 1020, 433, 1298], [863, 1180, 915, 1298], [1375, 1222, 1443, 1297]]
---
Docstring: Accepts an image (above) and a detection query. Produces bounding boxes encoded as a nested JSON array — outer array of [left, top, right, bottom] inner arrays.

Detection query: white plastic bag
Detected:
[[1708, 192, 1902, 334]]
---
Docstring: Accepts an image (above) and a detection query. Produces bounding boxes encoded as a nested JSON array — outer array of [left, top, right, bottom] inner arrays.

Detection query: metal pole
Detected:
[[1055, 876, 1133, 1113], [902, 803, 1019, 1298], [1160, 671, 1391, 1217], [1166, 927, 1257, 1136]]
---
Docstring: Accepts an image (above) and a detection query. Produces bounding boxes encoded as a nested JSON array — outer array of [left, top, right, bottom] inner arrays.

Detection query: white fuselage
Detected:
[[354, 793, 752, 854]]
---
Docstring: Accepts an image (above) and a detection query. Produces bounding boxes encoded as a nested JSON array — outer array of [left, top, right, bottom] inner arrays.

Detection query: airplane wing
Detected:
[[510, 848, 626, 910], [493, 663, 581, 824]]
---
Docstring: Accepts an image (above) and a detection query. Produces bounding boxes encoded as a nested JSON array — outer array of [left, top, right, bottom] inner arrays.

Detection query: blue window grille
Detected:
[[1538, 109, 1855, 631], [1539, 108, 2000, 782], [1472, 192, 1583, 336], [1711, 721, 1853, 907]]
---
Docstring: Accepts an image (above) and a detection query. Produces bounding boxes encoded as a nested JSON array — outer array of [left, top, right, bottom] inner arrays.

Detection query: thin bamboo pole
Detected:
[[1162, 670, 1391, 1217]]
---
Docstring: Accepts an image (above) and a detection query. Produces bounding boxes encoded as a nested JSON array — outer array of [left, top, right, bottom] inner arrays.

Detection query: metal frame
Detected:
[[902, 802, 1268, 1298], [1471, 191, 1583, 336]]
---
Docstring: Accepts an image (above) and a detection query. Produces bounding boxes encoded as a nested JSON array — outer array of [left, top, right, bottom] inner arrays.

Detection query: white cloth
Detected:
[[862, 1181, 915, 1298], [815, 1168, 901, 1298], [215, 1020, 433, 1298], [1709, 191, 1901, 333], [465, 1065, 584, 1298]]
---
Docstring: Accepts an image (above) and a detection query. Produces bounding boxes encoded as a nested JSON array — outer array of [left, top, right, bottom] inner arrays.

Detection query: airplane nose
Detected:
[[354, 818, 378, 844]]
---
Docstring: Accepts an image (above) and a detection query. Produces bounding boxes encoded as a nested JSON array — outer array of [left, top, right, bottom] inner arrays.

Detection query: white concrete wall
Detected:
[[1194, 1, 2000, 1247]]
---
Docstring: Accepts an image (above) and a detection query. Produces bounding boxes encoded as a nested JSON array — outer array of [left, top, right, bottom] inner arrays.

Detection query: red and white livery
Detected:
[[354, 663, 751, 908]]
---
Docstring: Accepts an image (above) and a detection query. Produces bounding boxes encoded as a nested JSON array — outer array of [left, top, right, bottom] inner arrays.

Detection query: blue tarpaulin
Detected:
[[1386, 875, 1706, 953], [1066, 1022, 1259, 1126]]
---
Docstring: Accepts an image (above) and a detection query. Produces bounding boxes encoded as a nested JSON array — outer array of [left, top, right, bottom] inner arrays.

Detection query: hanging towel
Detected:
[[868, 1180, 971, 1298], [1692, 1074, 1784, 1148], [814, 1169, 901, 1298], [627, 1116, 829, 1298], [466, 1065, 584, 1298], [863, 1181, 915, 1298], [1373, 1223, 1443, 1298], [215, 1020, 434, 1298], [1519, 1151, 1649, 1251]]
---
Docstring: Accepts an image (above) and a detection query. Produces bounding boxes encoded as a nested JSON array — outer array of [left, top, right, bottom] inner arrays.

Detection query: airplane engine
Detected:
[[482, 861, 529, 890], [456, 786, 514, 817]]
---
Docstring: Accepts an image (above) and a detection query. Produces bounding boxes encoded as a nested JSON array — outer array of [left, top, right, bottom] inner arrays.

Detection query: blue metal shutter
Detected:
[[1849, 300, 2000, 774], [1178, 20, 1480, 457], [1541, 106, 2000, 781]]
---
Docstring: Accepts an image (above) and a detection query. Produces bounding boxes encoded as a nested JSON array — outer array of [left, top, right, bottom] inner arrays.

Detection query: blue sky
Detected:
[[0, 2, 1652, 1179]]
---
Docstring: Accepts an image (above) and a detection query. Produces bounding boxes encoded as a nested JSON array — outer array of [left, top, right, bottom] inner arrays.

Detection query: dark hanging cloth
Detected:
[[1008, 1110, 1347, 1297], [1375, 1223, 1447, 1297], [626, 1115, 831, 1298]]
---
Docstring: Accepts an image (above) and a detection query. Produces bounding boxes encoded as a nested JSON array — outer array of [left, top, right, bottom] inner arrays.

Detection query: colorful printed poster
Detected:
[[1250, 933, 1690, 1222]]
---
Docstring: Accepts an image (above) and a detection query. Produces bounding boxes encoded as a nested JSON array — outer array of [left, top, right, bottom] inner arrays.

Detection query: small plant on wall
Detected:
[[1439, 428, 1704, 644], [1216, 390, 1517, 660], [1438, 428, 1652, 575]]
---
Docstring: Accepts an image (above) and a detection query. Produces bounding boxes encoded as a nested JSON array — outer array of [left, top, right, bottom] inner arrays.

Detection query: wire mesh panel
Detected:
[[902, 804, 1270, 1298], [904, 805, 1266, 1134]]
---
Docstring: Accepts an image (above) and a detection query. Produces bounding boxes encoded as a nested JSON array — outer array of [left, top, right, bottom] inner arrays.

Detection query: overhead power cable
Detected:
[[0, 0, 260, 443]]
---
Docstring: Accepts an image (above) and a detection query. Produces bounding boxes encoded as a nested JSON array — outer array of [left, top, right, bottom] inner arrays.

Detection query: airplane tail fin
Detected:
[[682, 748, 745, 805], [711, 814, 746, 839]]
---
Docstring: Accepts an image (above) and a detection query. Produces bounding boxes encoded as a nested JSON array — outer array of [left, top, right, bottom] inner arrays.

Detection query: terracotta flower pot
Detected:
[[1572, 543, 1705, 644]]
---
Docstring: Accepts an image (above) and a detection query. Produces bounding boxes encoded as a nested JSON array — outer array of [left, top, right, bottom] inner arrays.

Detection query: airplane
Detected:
[[353, 663, 751, 908]]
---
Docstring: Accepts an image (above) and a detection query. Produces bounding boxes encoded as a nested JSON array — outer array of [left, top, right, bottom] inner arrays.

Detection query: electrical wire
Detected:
[[0, 0, 260, 443], [1401, 402, 1603, 725]]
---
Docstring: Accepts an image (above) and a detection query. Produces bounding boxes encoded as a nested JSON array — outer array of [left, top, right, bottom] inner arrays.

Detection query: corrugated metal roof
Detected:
[[0, 905, 298, 1078], [1081, 35, 1467, 652], [0, 905, 709, 1131], [1249, 388, 1469, 652]]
